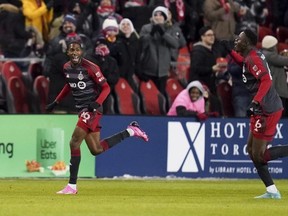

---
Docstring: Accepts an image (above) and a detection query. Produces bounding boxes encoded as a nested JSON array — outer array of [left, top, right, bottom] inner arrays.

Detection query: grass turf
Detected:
[[0, 178, 288, 216]]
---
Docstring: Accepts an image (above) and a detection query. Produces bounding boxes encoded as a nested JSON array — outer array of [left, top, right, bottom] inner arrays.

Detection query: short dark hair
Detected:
[[243, 29, 257, 46]]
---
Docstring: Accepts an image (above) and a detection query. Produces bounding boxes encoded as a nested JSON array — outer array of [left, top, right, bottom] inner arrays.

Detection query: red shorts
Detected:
[[77, 110, 102, 133], [250, 109, 283, 141]]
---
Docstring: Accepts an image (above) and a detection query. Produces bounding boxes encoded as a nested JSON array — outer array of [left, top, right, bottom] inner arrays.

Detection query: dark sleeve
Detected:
[[176, 106, 198, 116]]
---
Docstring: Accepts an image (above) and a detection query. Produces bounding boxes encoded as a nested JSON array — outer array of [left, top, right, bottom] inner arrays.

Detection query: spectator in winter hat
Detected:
[[261, 35, 278, 49], [102, 17, 119, 42], [261, 35, 288, 117], [62, 14, 77, 34], [152, 6, 168, 24]]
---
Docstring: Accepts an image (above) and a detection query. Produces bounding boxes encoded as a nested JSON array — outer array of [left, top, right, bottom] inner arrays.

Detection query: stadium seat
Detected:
[[139, 80, 167, 115], [276, 26, 288, 43], [103, 94, 115, 114], [6, 76, 30, 113], [33, 75, 49, 113], [28, 62, 44, 81], [114, 78, 141, 115], [257, 25, 274, 42], [1, 61, 22, 82], [216, 82, 234, 117], [165, 78, 184, 107]]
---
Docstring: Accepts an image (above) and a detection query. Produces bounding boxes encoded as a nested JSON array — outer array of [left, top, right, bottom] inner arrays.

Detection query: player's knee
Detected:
[[89, 148, 103, 156], [252, 152, 265, 163], [70, 136, 81, 149]]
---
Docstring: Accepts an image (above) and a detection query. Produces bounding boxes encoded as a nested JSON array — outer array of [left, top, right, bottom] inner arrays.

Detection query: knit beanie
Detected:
[[102, 17, 119, 32], [152, 6, 168, 21], [63, 14, 77, 26], [262, 35, 278, 49]]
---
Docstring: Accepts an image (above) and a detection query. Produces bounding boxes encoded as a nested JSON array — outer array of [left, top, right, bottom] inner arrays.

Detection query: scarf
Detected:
[[97, 5, 116, 17], [164, 0, 185, 22]]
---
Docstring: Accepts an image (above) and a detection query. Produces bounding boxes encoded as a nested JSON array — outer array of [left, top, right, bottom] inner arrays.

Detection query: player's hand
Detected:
[[247, 101, 263, 117], [88, 102, 101, 112], [220, 40, 233, 53], [46, 101, 58, 112]]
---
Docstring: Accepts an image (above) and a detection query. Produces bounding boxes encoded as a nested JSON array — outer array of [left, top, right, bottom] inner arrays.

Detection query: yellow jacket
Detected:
[[22, 0, 53, 41]]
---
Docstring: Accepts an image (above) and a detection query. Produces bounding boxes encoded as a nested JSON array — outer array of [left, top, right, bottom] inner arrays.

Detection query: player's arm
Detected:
[[55, 84, 71, 102], [87, 64, 111, 110], [46, 84, 71, 112], [247, 56, 272, 103], [229, 50, 244, 66]]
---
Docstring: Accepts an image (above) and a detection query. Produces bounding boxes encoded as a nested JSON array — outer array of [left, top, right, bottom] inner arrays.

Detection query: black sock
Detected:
[[69, 149, 81, 184], [254, 162, 274, 187], [265, 145, 288, 161], [102, 130, 130, 148]]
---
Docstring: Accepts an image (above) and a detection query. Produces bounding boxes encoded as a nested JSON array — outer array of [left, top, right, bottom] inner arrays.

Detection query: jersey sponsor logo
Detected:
[[69, 83, 77, 88], [167, 122, 205, 173], [95, 72, 101, 77], [78, 81, 86, 89]]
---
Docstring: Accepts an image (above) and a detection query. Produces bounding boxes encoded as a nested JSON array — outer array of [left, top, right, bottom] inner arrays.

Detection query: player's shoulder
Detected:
[[82, 58, 100, 69], [63, 61, 71, 69]]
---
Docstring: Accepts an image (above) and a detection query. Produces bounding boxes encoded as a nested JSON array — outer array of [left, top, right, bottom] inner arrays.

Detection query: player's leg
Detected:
[[57, 126, 87, 195], [251, 137, 281, 199], [85, 121, 149, 154]]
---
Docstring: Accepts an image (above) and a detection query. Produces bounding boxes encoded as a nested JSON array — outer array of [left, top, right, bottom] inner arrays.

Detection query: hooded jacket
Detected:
[[167, 80, 205, 116]]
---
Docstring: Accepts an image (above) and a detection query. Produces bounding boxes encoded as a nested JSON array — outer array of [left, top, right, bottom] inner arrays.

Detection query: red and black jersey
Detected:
[[231, 49, 283, 114], [56, 58, 110, 112]]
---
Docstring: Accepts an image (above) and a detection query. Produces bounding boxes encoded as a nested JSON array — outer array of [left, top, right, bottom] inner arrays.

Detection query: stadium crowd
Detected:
[[0, 0, 288, 118]]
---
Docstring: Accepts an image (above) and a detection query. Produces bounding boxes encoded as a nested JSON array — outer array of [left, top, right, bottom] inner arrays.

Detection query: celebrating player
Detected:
[[223, 29, 288, 199], [46, 39, 149, 194]]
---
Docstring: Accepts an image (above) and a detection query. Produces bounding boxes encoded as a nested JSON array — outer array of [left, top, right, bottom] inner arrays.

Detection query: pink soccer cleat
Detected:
[[56, 185, 78, 195], [127, 121, 149, 142]]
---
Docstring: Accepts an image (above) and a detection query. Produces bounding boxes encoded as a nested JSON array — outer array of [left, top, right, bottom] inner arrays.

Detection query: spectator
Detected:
[[203, 0, 242, 41], [95, 16, 122, 66], [167, 80, 205, 117], [67, 0, 100, 39], [226, 55, 251, 117], [189, 26, 222, 95], [167, 80, 218, 121], [117, 18, 140, 92], [167, 9, 187, 62], [189, 26, 223, 115], [261, 35, 288, 117], [96, 0, 122, 31], [138, 6, 178, 99], [0, 1, 33, 58], [86, 42, 120, 113], [21, 0, 54, 43]]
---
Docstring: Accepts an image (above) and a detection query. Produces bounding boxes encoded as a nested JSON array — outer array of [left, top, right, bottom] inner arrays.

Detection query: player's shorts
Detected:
[[77, 110, 102, 133], [250, 109, 283, 141]]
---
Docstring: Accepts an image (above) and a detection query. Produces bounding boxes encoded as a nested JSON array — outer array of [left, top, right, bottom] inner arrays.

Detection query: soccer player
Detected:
[[46, 39, 149, 195], [223, 29, 288, 199]]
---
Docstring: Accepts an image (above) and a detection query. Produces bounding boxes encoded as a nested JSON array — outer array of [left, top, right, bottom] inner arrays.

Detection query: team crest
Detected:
[[78, 71, 84, 80], [252, 65, 258, 71]]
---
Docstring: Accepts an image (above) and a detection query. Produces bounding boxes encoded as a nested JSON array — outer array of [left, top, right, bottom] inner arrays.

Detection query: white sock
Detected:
[[127, 128, 134, 136], [68, 183, 77, 190], [266, 184, 278, 193]]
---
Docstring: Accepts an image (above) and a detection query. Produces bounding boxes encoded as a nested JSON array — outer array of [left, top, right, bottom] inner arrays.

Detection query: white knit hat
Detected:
[[152, 6, 168, 21], [102, 17, 119, 32], [262, 35, 278, 49]]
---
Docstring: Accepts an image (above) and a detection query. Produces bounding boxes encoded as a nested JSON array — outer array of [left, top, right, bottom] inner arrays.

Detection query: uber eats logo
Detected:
[[167, 122, 205, 173]]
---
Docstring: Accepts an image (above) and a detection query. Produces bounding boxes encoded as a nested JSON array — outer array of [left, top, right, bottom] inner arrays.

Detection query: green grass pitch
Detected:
[[1, 178, 288, 216]]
